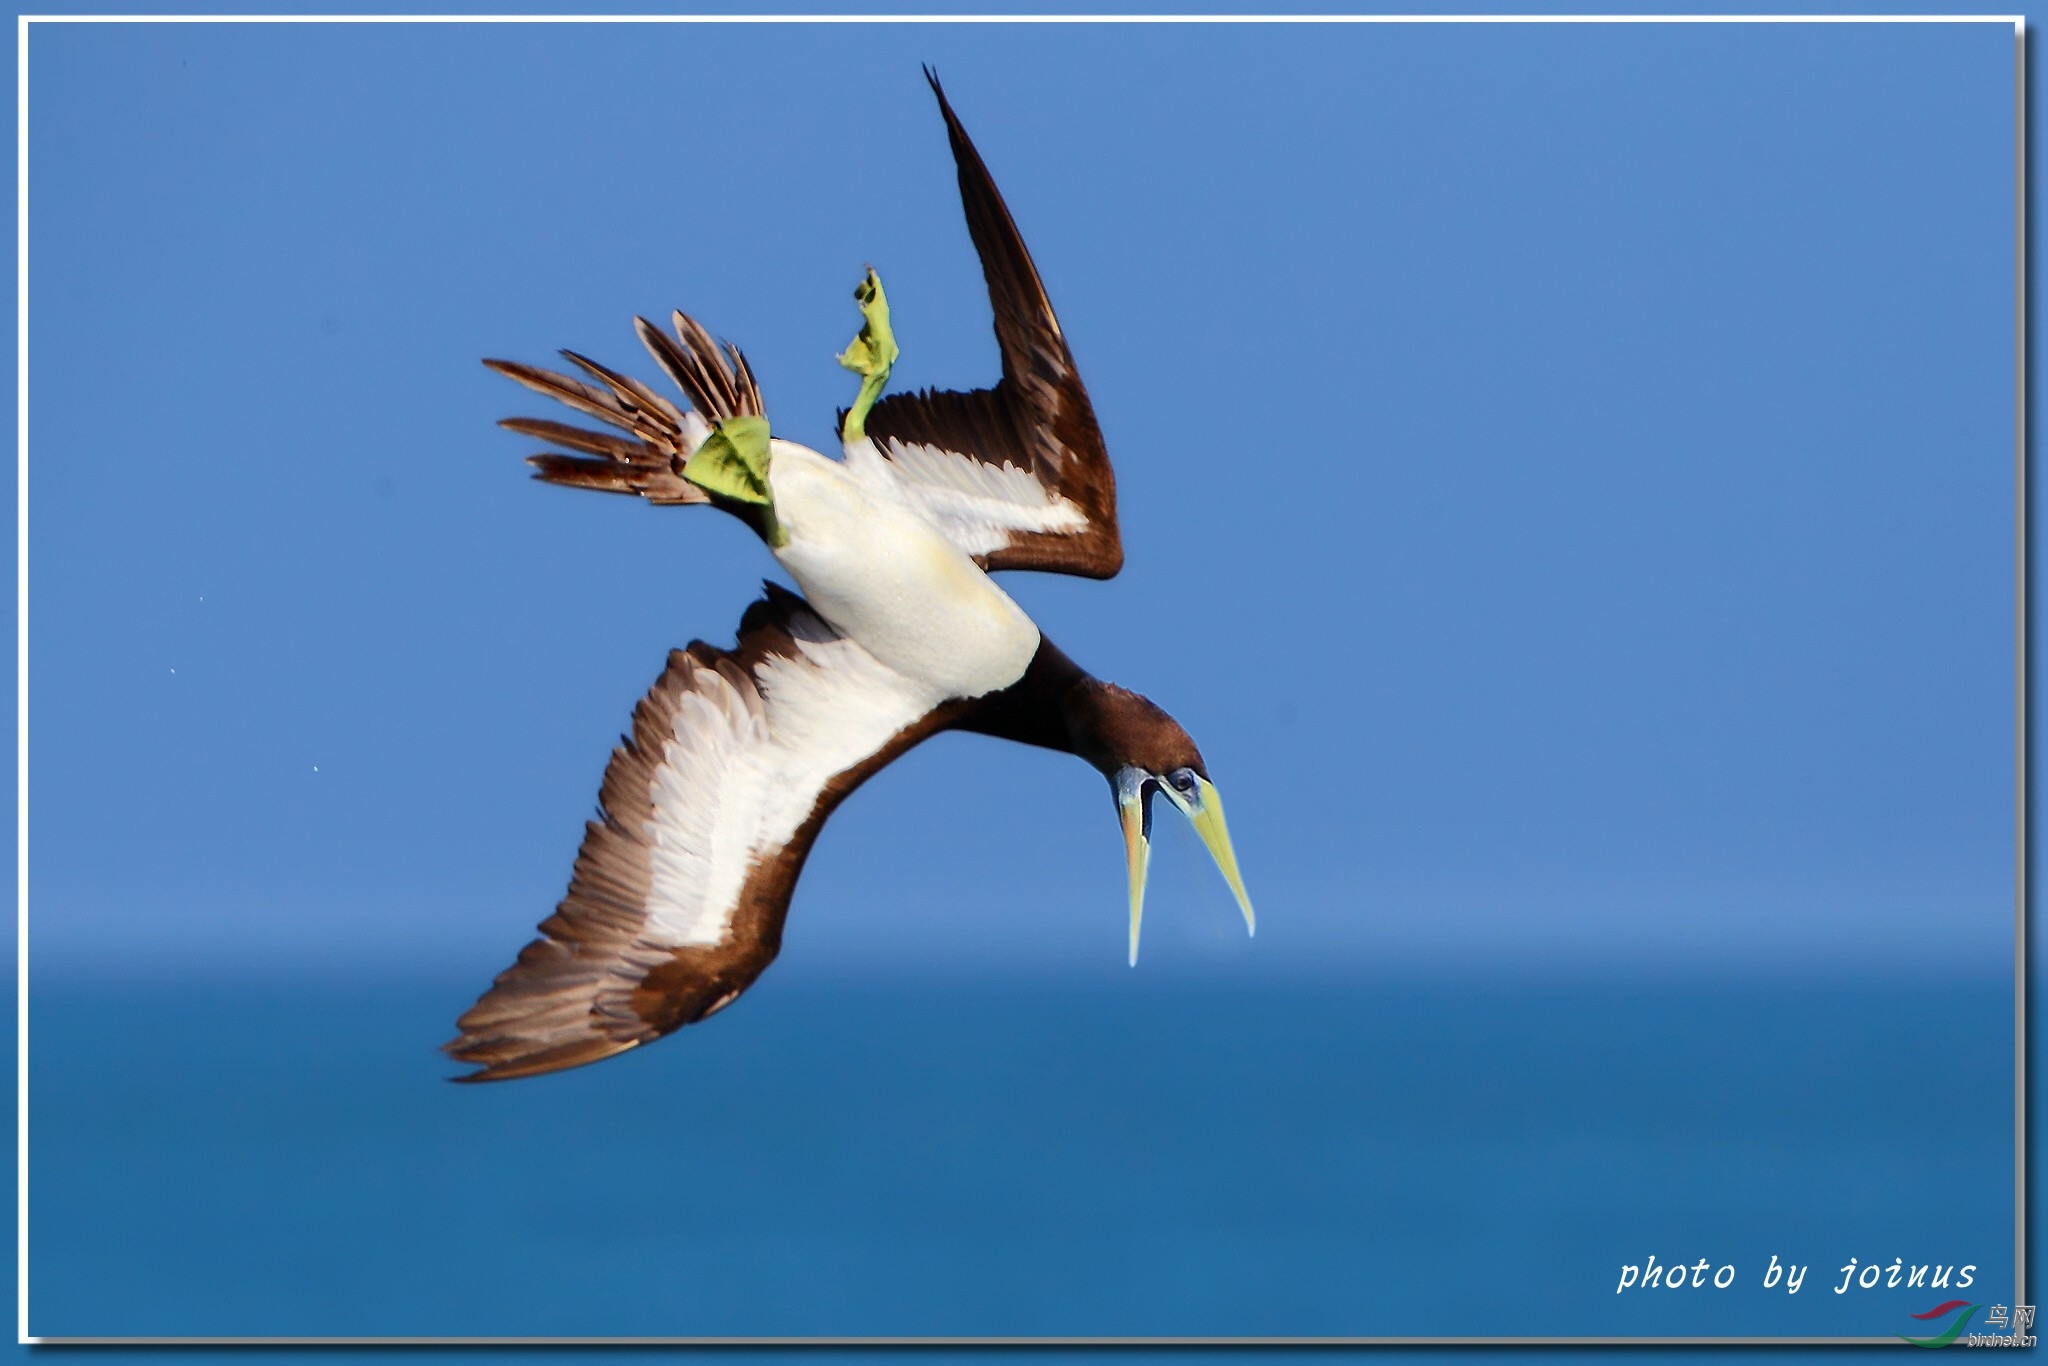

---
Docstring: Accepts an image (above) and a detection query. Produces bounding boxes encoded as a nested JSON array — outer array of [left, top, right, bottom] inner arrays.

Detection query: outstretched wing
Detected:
[[446, 585, 959, 1082], [485, 310, 763, 505], [853, 72, 1123, 580]]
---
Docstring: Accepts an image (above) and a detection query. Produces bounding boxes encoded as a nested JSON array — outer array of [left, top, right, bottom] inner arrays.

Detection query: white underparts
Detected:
[[634, 439, 1056, 952], [766, 440, 1041, 701]]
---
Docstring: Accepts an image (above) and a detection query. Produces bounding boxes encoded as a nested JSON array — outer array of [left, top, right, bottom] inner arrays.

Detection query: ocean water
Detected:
[[23, 968, 2015, 1342]]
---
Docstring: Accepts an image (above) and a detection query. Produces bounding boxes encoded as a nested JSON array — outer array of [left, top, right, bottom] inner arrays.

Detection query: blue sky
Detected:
[[22, 18, 2017, 985], [7, 13, 2031, 1349]]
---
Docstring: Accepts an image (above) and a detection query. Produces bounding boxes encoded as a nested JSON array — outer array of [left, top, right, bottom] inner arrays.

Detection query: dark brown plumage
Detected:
[[956, 637, 1205, 781], [484, 351, 704, 505], [448, 586, 977, 1082], [487, 314, 778, 532], [634, 310, 764, 422], [859, 70, 1124, 579]]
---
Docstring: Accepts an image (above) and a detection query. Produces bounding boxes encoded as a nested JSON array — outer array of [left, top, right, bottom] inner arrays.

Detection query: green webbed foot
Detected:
[[837, 268, 899, 445], [683, 414, 786, 546]]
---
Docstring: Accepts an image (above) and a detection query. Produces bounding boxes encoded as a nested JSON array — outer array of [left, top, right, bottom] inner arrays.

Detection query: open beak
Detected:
[[1115, 767, 1256, 966]]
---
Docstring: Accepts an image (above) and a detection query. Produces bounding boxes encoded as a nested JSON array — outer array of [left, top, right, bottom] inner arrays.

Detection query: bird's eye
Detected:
[[1170, 769, 1199, 797]]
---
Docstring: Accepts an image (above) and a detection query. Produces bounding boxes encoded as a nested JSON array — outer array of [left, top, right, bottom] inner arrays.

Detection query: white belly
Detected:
[[766, 441, 1040, 700]]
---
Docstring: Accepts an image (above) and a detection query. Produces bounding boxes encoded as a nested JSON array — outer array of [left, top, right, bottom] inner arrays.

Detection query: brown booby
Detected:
[[447, 73, 1254, 1082]]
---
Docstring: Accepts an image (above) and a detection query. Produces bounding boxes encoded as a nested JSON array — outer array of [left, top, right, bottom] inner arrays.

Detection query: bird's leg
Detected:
[[682, 414, 786, 547], [837, 267, 899, 444]]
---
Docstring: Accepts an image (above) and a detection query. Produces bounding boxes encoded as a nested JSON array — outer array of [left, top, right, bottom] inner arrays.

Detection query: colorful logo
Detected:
[[1897, 1300, 1981, 1348]]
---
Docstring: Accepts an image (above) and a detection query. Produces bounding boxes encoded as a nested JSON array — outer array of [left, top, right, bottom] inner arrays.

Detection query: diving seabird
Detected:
[[448, 74, 1254, 1082]]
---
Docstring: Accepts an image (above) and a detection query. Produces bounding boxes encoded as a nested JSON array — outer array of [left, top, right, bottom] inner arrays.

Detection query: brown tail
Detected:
[[485, 308, 765, 506]]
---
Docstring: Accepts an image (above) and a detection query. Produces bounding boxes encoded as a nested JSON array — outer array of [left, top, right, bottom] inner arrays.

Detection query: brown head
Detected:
[[1063, 681, 1256, 965]]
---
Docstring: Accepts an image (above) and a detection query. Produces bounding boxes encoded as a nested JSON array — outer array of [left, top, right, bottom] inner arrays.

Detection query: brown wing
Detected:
[[855, 71, 1123, 579], [484, 310, 763, 507], [446, 585, 960, 1082]]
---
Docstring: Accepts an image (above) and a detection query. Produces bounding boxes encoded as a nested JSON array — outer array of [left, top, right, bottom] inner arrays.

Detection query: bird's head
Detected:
[[1067, 683, 1255, 965]]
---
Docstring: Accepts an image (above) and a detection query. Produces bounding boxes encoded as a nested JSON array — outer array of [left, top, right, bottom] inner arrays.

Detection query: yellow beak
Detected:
[[1119, 783, 1151, 967], [1187, 776, 1256, 939], [1115, 768, 1255, 966]]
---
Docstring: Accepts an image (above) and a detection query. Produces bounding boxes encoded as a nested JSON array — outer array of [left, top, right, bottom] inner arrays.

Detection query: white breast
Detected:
[[766, 440, 1040, 701]]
